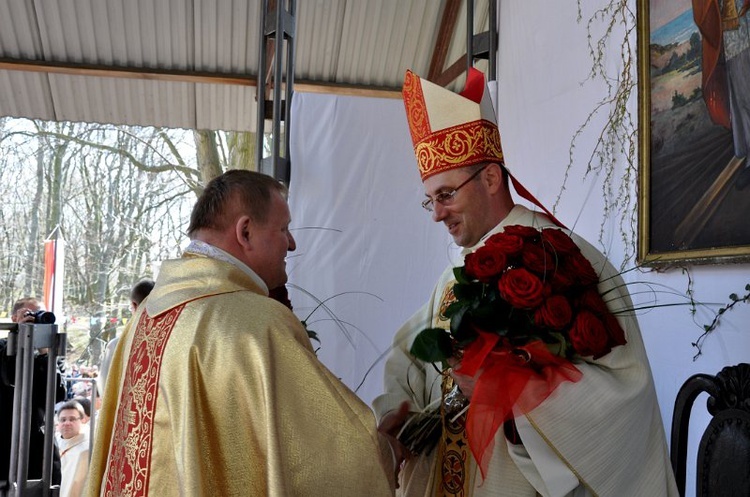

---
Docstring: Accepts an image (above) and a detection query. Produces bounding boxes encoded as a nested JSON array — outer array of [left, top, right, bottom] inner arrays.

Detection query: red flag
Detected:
[[43, 236, 65, 315]]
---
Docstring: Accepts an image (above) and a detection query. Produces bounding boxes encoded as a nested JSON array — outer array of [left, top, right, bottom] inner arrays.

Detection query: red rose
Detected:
[[534, 295, 573, 330], [565, 252, 599, 287], [550, 262, 577, 292], [569, 310, 610, 358], [498, 268, 545, 309], [521, 242, 556, 276], [577, 287, 609, 316], [542, 282, 553, 299], [602, 312, 627, 347], [503, 225, 540, 240], [541, 228, 580, 256], [484, 232, 524, 257], [465, 245, 508, 282]]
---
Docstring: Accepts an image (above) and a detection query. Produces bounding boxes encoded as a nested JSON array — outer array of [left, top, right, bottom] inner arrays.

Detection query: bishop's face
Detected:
[[423, 167, 495, 248]]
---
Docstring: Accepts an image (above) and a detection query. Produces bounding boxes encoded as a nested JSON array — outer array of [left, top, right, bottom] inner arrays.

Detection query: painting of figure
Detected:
[[640, 0, 750, 263]]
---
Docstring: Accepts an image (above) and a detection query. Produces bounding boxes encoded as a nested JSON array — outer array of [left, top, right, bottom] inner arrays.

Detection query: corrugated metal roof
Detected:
[[0, 0, 490, 131]]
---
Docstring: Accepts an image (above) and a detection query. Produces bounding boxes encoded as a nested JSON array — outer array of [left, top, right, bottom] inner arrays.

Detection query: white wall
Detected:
[[287, 93, 457, 405], [495, 2, 750, 496], [288, 2, 750, 496]]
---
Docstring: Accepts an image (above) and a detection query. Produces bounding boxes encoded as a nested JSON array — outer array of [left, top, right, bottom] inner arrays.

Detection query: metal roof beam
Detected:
[[0, 58, 403, 97], [0, 58, 256, 86]]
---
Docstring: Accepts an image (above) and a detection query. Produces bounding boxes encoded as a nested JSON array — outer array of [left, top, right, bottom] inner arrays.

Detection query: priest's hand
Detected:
[[377, 401, 411, 488], [447, 357, 478, 400]]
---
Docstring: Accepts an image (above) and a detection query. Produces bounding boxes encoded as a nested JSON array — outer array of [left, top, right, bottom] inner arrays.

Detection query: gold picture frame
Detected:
[[637, 0, 750, 266]]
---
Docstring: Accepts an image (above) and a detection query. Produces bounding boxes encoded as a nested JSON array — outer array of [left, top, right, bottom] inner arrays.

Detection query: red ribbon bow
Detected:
[[455, 331, 582, 479]]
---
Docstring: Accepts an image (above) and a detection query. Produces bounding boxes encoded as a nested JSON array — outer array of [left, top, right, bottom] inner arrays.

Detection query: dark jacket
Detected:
[[0, 337, 66, 486]]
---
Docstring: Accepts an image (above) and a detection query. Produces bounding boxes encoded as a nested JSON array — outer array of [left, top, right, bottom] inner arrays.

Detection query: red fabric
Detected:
[[402, 70, 432, 145], [507, 171, 567, 229], [456, 330, 500, 376], [692, 0, 731, 128], [43, 240, 56, 311], [459, 67, 486, 104], [456, 337, 582, 479], [104, 305, 185, 495]]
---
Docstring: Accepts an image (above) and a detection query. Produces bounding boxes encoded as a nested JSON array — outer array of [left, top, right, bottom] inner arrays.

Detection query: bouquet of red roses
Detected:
[[408, 224, 627, 476]]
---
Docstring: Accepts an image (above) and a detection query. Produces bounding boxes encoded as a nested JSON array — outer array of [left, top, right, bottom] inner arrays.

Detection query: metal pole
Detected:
[[41, 340, 58, 492], [466, 0, 474, 74], [284, 0, 296, 167], [15, 324, 37, 496], [7, 328, 22, 491], [488, 0, 497, 80], [272, 0, 283, 178], [88, 378, 97, 459], [256, 0, 269, 171]]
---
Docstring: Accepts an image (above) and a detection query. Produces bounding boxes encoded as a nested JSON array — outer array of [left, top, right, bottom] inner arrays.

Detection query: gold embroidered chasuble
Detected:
[[373, 205, 678, 497], [86, 253, 394, 497]]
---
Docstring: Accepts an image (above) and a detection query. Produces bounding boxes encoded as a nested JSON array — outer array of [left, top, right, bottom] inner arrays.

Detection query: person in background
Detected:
[[97, 278, 155, 396], [85, 170, 394, 496], [71, 396, 91, 437], [0, 297, 66, 490], [56, 400, 89, 497], [373, 69, 678, 497]]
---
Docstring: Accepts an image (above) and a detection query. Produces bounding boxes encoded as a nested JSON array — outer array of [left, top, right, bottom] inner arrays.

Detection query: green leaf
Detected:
[[450, 305, 468, 336], [410, 328, 454, 362], [450, 306, 479, 345], [452, 282, 478, 301], [730, 293, 739, 301], [444, 300, 467, 318], [454, 266, 472, 284]]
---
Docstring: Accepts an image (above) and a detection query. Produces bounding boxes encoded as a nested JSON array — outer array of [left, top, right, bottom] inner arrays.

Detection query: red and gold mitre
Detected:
[[402, 68, 504, 181]]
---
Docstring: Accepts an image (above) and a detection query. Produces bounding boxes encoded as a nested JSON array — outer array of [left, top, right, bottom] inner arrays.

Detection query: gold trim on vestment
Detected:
[[433, 375, 474, 497], [103, 304, 184, 497], [433, 280, 473, 496]]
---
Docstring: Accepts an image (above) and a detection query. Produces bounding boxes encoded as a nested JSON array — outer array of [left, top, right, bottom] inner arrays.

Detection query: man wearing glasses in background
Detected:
[[56, 400, 89, 497], [373, 69, 678, 496]]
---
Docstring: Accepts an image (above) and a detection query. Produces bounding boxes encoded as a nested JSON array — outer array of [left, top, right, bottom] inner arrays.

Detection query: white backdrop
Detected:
[[287, 93, 459, 405], [287, 3, 750, 496]]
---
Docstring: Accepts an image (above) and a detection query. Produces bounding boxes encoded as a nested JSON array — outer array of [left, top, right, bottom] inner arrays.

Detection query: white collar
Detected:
[[184, 240, 269, 295]]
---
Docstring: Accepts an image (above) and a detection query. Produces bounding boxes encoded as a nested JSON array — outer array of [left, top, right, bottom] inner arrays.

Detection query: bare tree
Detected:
[[0, 117, 260, 364]]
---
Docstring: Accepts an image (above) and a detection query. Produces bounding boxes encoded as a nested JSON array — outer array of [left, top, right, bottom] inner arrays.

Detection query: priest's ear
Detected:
[[235, 215, 254, 249]]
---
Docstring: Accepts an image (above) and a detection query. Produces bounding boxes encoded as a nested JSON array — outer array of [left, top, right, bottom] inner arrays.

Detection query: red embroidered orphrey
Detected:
[[103, 304, 185, 496]]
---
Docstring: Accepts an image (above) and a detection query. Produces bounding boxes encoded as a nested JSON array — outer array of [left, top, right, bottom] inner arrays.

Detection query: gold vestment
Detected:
[[87, 253, 394, 496]]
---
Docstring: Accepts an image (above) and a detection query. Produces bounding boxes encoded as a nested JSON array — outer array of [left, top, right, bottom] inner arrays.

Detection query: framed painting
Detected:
[[637, 0, 750, 265]]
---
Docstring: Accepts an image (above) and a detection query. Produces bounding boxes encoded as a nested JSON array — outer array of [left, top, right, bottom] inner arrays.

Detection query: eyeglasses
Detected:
[[421, 166, 487, 212]]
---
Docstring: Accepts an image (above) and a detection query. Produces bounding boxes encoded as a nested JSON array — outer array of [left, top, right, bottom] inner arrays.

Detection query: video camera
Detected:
[[24, 310, 56, 324]]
